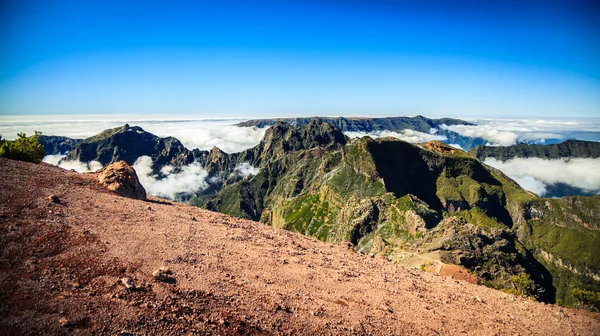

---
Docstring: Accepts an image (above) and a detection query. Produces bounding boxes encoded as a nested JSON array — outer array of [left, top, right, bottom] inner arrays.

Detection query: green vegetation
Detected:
[[0, 132, 46, 163], [452, 208, 505, 229], [327, 165, 386, 199], [571, 288, 600, 312], [511, 272, 534, 297]]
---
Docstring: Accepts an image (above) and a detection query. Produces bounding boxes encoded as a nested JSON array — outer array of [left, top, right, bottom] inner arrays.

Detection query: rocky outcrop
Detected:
[[253, 119, 347, 162], [98, 161, 146, 200], [422, 140, 457, 155]]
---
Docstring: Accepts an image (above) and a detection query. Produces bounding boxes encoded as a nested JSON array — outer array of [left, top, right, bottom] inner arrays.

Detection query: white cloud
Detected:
[[42, 154, 103, 173], [0, 116, 266, 154], [145, 122, 267, 154], [345, 129, 447, 143], [509, 175, 548, 196], [133, 155, 209, 199], [484, 157, 600, 196], [440, 118, 600, 146], [448, 143, 464, 150], [42, 154, 64, 166], [235, 162, 260, 177]]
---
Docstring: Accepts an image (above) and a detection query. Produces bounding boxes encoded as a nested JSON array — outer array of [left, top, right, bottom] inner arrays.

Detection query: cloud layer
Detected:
[[42, 154, 103, 173], [235, 162, 260, 177], [133, 156, 209, 199], [1, 116, 266, 154], [345, 129, 447, 143], [441, 118, 600, 146], [484, 157, 600, 196]]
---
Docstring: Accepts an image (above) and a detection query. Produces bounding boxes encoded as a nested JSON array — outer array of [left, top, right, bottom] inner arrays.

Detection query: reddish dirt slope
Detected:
[[0, 158, 598, 335]]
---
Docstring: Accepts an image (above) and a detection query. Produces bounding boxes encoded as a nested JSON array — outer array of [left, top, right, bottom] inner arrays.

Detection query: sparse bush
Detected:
[[0, 131, 46, 163], [509, 272, 534, 297], [571, 288, 600, 312]]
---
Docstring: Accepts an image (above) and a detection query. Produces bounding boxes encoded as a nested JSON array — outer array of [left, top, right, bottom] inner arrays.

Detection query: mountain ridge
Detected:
[[469, 139, 600, 161], [236, 116, 486, 150]]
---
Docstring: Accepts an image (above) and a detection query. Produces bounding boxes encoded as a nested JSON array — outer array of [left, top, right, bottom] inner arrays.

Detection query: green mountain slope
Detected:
[[197, 122, 600, 308]]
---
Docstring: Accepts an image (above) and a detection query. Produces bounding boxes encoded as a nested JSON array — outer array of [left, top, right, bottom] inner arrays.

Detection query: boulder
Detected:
[[98, 161, 146, 200]]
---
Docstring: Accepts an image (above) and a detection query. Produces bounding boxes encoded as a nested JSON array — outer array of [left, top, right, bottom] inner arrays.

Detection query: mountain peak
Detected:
[[64, 125, 195, 172], [258, 120, 347, 157]]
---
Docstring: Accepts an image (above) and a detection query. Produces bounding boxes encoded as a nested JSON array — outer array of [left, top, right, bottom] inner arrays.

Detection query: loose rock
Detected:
[[58, 317, 70, 327], [152, 267, 173, 282], [98, 161, 146, 200], [47, 195, 60, 203], [120, 278, 135, 289]]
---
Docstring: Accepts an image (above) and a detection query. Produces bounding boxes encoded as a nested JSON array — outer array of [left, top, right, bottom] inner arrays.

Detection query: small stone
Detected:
[[152, 267, 172, 281], [58, 317, 70, 327], [72, 282, 81, 289], [147, 206, 152, 210], [120, 278, 135, 289], [47, 195, 60, 203]]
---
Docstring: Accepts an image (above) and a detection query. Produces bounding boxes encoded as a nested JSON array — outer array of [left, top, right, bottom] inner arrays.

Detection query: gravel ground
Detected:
[[1, 158, 599, 335]]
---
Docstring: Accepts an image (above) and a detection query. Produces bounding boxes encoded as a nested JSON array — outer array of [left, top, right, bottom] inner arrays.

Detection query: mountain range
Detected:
[[469, 140, 600, 161], [236, 115, 487, 150], [37, 120, 600, 310]]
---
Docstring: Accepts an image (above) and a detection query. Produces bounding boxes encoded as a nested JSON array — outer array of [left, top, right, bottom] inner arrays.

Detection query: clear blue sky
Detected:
[[1, 0, 599, 117]]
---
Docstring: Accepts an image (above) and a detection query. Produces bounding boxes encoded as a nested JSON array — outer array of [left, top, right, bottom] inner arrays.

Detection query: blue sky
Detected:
[[1, 0, 599, 117]]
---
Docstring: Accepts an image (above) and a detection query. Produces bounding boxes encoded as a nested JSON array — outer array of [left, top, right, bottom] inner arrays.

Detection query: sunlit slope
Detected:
[[199, 123, 600, 309]]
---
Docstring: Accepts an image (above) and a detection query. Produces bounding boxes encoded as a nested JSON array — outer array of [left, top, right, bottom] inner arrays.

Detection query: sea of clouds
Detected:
[[42, 154, 103, 173], [0, 114, 267, 153], [132, 156, 260, 199], [484, 157, 600, 197], [345, 129, 447, 143], [440, 117, 600, 146], [2, 115, 599, 199], [133, 155, 210, 199]]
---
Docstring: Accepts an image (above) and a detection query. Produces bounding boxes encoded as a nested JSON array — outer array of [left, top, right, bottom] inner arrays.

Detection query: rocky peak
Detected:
[[258, 120, 347, 158], [64, 125, 196, 173]]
